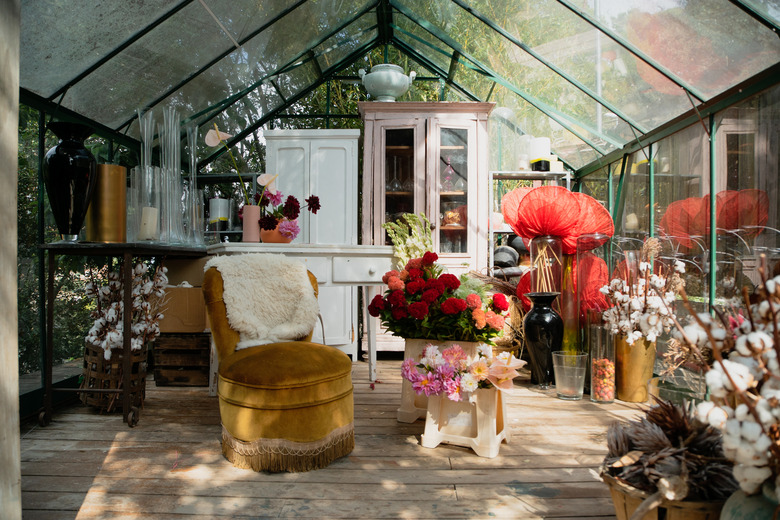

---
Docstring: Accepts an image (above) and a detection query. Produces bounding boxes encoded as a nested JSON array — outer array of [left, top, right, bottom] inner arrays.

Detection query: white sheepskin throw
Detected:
[[204, 254, 320, 350]]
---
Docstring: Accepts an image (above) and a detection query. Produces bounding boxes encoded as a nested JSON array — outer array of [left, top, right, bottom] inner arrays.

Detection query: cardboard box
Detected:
[[158, 286, 207, 333], [164, 258, 209, 287]]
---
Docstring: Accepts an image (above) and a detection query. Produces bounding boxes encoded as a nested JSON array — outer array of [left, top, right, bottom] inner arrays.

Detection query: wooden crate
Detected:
[[153, 333, 211, 387]]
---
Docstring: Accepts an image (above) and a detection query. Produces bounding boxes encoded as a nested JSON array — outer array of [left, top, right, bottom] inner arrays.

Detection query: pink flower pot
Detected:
[[259, 221, 293, 243]]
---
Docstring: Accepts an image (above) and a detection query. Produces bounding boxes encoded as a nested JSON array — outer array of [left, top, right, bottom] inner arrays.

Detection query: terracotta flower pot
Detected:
[[259, 221, 293, 243]]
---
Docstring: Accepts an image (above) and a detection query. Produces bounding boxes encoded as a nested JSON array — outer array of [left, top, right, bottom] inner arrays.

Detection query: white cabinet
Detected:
[[264, 129, 361, 358], [359, 102, 494, 276]]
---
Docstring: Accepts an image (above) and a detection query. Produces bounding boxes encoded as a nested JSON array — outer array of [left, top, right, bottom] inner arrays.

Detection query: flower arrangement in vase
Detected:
[[205, 125, 320, 241], [599, 237, 686, 402], [402, 342, 525, 401], [672, 257, 780, 507], [367, 252, 510, 343]]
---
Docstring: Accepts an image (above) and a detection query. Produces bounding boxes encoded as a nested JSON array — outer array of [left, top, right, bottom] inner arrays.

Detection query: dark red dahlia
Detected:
[[282, 195, 301, 220], [421, 289, 440, 304], [305, 195, 320, 214], [492, 293, 510, 312], [391, 306, 408, 320], [407, 268, 424, 280], [387, 289, 407, 307], [259, 215, 279, 230]]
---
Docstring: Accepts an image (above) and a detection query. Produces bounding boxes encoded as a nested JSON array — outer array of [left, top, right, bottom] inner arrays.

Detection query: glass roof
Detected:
[[19, 0, 780, 171]]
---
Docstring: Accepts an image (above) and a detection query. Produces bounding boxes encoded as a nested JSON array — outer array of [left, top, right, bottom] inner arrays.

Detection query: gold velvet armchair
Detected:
[[202, 254, 354, 472]]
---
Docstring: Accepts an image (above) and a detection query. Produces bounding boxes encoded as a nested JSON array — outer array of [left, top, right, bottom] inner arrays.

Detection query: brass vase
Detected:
[[615, 334, 656, 402], [86, 164, 127, 242]]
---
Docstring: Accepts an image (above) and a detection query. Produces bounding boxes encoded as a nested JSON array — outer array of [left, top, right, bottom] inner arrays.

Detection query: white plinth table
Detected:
[[208, 243, 393, 381]]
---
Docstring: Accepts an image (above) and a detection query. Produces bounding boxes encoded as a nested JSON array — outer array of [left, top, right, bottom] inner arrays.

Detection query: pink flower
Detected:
[[401, 358, 419, 381], [466, 293, 482, 310], [470, 359, 490, 381], [485, 310, 506, 330], [387, 276, 405, 292], [382, 270, 400, 284], [444, 377, 463, 401], [441, 345, 467, 368], [278, 219, 299, 239], [268, 190, 284, 206]]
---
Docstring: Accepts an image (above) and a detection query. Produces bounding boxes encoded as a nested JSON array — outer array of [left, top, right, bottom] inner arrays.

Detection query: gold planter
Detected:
[[86, 164, 127, 242], [615, 334, 656, 402]]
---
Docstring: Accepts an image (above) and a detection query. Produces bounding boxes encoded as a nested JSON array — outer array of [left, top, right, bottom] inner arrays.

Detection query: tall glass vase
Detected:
[[42, 122, 97, 241], [530, 235, 562, 297], [559, 255, 577, 352], [523, 292, 563, 389]]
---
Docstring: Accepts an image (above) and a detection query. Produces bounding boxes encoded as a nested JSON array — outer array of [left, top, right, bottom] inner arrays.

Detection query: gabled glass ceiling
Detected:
[[19, 0, 780, 171]]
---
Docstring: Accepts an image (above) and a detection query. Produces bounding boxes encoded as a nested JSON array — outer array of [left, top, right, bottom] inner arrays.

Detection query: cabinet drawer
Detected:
[[333, 256, 393, 284], [295, 256, 331, 283]]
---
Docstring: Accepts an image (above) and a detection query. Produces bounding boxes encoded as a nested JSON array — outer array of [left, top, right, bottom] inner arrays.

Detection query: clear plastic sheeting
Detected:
[[18, 0, 780, 173]]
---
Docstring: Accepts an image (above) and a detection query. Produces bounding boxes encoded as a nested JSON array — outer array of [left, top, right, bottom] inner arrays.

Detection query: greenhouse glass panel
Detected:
[[397, 0, 632, 150], [615, 149, 650, 237], [20, 0, 176, 97], [581, 0, 780, 100], [392, 22, 456, 75], [714, 84, 780, 302], [488, 82, 610, 169], [313, 15, 377, 71], [60, 1, 240, 130], [579, 166, 610, 212], [274, 62, 320, 101], [739, 0, 780, 26], [480, 0, 690, 134], [204, 0, 296, 42], [652, 124, 710, 304]]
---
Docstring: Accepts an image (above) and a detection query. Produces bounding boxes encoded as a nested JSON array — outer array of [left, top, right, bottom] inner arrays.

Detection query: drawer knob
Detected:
[[368, 267, 376, 275]]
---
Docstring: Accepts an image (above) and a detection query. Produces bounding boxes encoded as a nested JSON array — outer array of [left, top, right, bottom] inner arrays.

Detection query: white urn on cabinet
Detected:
[[359, 64, 416, 102]]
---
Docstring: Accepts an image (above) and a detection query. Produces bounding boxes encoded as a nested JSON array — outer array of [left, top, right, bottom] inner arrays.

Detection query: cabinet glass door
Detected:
[[439, 127, 469, 254], [383, 128, 415, 245]]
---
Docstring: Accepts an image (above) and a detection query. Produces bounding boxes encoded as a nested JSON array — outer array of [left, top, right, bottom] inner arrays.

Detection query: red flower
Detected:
[[391, 306, 408, 320], [424, 278, 445, 294], [422, 252, 438, 265], [407, 268, 424, 280], [492, 293, 509, 312], [408, 301, 429, 319], [259, 215, 279, 231], [382, 270, 400, 284], [441, 297, 467, 315], [421, 289, 440, 304], [368, 295, 385, 317], [388, 290, 406, 307], [439, 273, 460, 291], [406, 279, 425, 295], [282, 195, 301, 221], [305, 195, 320, 214]]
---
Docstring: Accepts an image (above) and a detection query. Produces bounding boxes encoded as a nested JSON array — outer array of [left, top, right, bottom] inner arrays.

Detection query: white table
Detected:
[[208, 243, 394, 381]]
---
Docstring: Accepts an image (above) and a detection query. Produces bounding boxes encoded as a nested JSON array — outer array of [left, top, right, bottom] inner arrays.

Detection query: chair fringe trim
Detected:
[[221, 423, 354, 473]]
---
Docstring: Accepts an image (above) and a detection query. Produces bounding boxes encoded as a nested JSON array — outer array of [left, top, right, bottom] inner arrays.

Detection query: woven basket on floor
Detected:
[[602, 471, 724, 520], [80, 341, 148, 413], [493, 297, 525, 359]]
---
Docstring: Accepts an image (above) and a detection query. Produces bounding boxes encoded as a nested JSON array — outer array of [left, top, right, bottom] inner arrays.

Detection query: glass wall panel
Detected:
[[714, 84, 780, 303], [581, 0, 780, 100]]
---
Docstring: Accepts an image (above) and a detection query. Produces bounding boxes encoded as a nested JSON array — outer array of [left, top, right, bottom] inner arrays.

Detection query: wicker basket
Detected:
[[80, 341, 148, 413], [493, 297, 525, 358], [602, 471, 725, 520]]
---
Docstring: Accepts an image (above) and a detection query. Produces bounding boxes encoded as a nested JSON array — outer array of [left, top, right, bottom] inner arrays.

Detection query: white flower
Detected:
[[674, 260, 685, 273], [460, 373, 478, 393]]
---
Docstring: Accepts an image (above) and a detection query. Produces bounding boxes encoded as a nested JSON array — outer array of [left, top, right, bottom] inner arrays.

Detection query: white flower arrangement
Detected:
[[677, 262, 780, 498], [85, 262, 168, 360], [382, 213, 433, 270], [600, 238, 685, 345]]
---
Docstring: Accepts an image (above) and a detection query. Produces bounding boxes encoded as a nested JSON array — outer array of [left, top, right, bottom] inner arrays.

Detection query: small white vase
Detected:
[[359, 64, 416, 102]]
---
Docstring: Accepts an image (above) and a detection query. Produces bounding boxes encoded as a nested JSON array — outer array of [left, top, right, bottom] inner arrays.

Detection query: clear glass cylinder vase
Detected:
[[588, 320, 615, 403], [530, 235, 562, 295]]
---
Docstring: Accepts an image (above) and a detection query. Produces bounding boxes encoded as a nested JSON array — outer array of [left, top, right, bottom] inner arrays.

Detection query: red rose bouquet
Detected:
[[368, 252, 510, 342]]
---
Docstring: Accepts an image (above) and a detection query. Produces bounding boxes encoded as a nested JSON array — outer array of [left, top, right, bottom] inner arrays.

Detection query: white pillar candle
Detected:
[[137, 206, 159, 241]]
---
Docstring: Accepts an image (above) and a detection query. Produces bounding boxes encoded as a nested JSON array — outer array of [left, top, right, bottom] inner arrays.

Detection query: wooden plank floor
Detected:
[[20, 360, 642, 519]]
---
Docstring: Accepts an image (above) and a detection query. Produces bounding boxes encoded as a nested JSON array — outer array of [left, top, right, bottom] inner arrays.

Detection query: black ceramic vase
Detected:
[[523, 292, 563, 388], [43, 122, 97, 241]]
